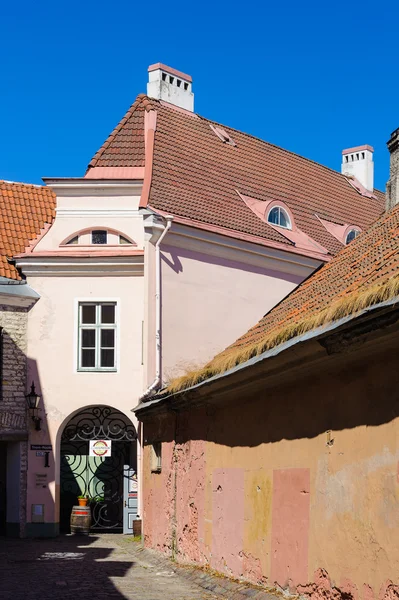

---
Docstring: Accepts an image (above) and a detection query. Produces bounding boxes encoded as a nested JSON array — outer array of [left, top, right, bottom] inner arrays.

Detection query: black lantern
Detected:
[[25, 382, 41, 431]]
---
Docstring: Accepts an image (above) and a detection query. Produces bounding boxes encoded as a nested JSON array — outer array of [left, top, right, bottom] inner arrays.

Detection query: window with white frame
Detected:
[[78, 303, 117, 371], [267, 206, 292, 229]]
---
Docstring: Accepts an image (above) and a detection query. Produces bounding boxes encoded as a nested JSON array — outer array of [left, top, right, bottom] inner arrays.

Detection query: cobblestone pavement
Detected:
[[0, 534, 224, 600], [0, 534, 279, 600]]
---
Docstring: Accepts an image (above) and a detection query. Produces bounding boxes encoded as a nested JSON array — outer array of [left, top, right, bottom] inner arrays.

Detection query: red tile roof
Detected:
[[167, 204, 399, 392], [0, 181, 56, 279], [87, 94, 385, 258], [226, 204, 399, 353]]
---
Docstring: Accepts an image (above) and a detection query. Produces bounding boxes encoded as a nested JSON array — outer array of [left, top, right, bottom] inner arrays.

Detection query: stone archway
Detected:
[[60, 405, 137, 533]]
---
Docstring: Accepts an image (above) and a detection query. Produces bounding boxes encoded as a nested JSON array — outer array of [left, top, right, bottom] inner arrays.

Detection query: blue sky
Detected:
[[1, 0, 397, 190]]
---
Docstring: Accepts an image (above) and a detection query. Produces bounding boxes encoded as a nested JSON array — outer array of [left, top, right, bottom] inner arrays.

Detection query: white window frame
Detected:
[[267, 206, 292, 230], [151, 442, 162, 473], [345, 229, 360, 245], [77, 301, 118, 372]]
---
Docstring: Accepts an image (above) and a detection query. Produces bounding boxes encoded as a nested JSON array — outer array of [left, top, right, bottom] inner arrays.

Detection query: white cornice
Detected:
[[42, 178, 143, 198], [55, 208, 143, 218], [165, 223, 322, 279], [15, 256, 144, 277]]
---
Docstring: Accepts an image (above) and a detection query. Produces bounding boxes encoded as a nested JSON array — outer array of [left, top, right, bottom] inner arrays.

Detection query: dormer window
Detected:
[[92, 230, 107, 244], [345, 229, 360, 245], [267, 206, 292, 230]]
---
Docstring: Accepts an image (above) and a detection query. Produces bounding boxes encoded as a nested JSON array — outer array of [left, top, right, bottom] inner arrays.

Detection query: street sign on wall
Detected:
[[89, 439, 112, 457]]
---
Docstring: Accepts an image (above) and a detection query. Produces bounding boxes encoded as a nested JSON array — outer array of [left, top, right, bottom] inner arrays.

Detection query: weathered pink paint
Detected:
[[271, 468, 310, 588], [144, 439, 175, 551], [211, 468, 245, 576], [175, 438, 206, 563]]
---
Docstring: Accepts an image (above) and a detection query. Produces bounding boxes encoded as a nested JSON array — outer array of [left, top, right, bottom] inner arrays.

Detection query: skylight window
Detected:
[[209, 124, 236, 147], [267, 206, 292, 229], [345, 229, 360, 244]]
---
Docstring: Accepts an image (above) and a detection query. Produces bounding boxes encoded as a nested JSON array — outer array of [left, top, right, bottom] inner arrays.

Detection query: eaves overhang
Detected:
[[134, 295, 399, 417], [0, 277, 40, 308], [15, 252, 144, 277]]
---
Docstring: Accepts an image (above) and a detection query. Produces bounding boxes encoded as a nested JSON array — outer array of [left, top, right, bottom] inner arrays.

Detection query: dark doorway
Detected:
[[0, 443, 7, 535]]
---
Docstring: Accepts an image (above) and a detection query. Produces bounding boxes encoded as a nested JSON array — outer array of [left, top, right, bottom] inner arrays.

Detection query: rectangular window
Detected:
[[151, 442, 162, 473], [78, 302, 117, 371]]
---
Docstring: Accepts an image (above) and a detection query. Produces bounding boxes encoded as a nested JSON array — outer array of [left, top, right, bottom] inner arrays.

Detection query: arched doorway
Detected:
[[60, 405, 137, 533]]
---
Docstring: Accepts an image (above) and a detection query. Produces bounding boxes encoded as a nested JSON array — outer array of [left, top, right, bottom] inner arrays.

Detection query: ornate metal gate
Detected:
[[60, 406, 136, 532]]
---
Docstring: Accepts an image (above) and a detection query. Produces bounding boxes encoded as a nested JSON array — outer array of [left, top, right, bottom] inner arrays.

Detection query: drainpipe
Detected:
[[143, 215, 173, 397], [137, 215, 172, 525]]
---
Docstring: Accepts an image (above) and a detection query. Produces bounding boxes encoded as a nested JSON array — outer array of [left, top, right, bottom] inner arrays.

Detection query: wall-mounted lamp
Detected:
[[25, 382, 41, 431]]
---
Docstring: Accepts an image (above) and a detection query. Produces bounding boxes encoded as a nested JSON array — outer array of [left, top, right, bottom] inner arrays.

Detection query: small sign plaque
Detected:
[[35, 473, 48, 488], [31, 444, 52, 451], [89, 439, 112, 457]]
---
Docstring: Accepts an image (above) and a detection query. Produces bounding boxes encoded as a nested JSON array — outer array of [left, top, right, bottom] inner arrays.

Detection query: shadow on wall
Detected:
[[161, 243, 303, 283], [145, 343, 399, 448], [0, 535, 136, 599]]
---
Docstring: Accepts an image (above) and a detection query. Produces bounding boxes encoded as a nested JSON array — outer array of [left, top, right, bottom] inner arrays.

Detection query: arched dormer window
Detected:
[[267, 206, 292, 230], [62, 228, 136, 247], [345, 228, 360, 245]]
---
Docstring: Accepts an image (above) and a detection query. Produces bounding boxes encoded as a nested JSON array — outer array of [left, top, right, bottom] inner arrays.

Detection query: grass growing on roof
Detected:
[[166, 275, 399, 394]]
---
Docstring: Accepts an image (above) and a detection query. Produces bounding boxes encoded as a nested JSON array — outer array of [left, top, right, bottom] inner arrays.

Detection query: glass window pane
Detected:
[[82, 329, 96, 348], [101, 349, 115, 368], [81, 305, 96, 324], [67, 236, 79, 245], [268, 207, 279, 225], [101, 305, 115, 324], [101, 329, 115, 348], [92, 230, 107, 244], [279, 209, 289, 228], [81, 349, 95, 368], [119, 235, 130, 244]]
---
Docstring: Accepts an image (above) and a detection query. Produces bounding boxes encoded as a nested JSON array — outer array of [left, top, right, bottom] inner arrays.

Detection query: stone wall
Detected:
[[0, 304, 29, 536]]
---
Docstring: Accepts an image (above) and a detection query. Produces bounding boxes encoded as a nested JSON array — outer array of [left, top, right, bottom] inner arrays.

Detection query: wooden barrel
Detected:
[[70, 506, 91, 535]]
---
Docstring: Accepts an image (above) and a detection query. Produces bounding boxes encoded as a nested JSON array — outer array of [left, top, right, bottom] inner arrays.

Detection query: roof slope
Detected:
[[168, 204, 399, 392], [87, 94, 384, 257], [0, 181, 56, 279]]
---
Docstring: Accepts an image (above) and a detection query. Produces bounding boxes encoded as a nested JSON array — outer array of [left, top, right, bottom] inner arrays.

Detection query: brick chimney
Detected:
[[341, 145, 374, 192], [386, 128, 399, 211], [147, 63, 194, 112]]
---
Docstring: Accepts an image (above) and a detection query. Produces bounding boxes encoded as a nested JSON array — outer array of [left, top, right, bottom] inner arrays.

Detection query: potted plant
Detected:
[[77, 494, 89, 507]]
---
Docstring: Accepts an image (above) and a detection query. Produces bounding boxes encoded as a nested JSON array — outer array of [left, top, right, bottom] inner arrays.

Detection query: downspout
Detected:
[[144, 215, 173, 396], [137, 215, 173, 525]]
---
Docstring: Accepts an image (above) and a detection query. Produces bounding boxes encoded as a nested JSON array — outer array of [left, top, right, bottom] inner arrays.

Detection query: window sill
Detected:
[[77, 368, 118, 373]]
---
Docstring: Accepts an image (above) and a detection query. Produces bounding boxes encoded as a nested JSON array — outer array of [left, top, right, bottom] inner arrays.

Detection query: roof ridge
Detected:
[[200, 114, 384, 193], [146, 95, 383, 195], [87, 94, 155, 171], [0, 179, 49, 190]]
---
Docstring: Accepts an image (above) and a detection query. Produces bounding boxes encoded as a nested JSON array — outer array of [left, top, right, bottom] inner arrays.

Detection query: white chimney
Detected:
[[147, 63, 194, 112], [341, 145, 374, 192]]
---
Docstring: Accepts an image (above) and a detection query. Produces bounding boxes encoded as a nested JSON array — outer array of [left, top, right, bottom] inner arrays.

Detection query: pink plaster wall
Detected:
[[270, 468, 310, 588], [161, 243, 306, 380], [211, 468, 245, 576]]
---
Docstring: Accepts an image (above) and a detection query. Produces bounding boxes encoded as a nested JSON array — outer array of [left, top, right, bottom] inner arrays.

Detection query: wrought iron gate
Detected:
[[60, 406, 136, 532]]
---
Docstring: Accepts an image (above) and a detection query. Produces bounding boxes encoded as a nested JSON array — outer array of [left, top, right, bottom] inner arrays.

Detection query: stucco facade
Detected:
[[16, 178, 319, 536], [140, 316, 399, 599]]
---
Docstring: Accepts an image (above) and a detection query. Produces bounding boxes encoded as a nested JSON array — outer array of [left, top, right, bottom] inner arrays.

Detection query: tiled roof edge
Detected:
[[86, 94, 155, 171]]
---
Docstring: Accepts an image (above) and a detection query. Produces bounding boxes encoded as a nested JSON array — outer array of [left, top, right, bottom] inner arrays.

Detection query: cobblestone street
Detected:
[[0, 534, 223, 600], [0, 534, 277, 600]]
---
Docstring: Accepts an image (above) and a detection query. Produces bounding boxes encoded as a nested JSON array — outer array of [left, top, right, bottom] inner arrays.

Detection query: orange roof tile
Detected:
[[0, 181, 56, 279], [87, 94, 385, 257]]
